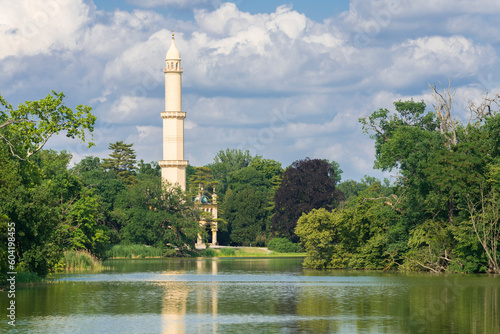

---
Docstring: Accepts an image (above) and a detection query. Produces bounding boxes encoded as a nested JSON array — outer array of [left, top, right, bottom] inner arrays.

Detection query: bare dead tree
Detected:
[[467, 91, 500, 123], [428, 79, 459, 147], [467, 188, 500, 274]]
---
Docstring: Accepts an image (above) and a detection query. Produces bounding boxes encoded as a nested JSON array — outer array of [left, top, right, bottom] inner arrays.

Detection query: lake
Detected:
[[1, 257, 498, 333]]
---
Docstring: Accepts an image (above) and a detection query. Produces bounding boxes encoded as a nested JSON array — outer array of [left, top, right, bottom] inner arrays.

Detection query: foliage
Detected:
[[73, 156, 126, 237], [137, 160, 161, 177], [356, 90, 500, 273], [206, 148, 256, 199], [187, 166, 217, 201], [466, 188, 500, 273], [295, 208, 341, 269], [296, 184, 398, 270], [102, 141, 137, 186], [113, 175, 202, 254], [221, 167, 270, 245], [272, 158, 343, 242], [267, 237, 301, 253], [325, 159, 343, 184], [0, 91, 95, 160], [338, 176, 391, 202]]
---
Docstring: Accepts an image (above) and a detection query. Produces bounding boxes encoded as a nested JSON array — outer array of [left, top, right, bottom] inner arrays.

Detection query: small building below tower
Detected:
[[194, 186, 218, 246]]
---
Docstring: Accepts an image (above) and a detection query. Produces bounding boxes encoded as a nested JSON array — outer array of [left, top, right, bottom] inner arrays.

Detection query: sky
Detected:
[[1, 0, 500, 182]]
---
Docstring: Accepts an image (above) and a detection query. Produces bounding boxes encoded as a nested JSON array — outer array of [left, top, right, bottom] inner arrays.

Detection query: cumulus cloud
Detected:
[[378, 36, 496, 88], [2, 0, 500, 180], [0, 0, 92, 60], [127, 0, 211, 9]]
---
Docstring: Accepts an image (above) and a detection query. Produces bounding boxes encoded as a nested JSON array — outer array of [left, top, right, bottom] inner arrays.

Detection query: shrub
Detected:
[[267, 237, 301, 253], [200, 249, 217, 257], [220, 248, 236, 256]]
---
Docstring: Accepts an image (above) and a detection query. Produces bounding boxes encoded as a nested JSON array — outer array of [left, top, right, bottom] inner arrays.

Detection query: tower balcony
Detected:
[[159, 160, 189, 168], [161, 111, 186, 119], [164, 67, 183, 73]]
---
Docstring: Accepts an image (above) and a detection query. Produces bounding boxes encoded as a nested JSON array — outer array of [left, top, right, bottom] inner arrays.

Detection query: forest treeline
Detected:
[[1, 87, 500, 282]]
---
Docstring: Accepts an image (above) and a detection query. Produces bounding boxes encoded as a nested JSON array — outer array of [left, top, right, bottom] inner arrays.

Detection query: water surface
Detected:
[[1, 257, 498, 333]]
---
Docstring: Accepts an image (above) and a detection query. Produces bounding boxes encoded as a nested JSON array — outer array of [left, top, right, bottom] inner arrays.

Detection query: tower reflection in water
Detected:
[[160, 259, 219, 334]]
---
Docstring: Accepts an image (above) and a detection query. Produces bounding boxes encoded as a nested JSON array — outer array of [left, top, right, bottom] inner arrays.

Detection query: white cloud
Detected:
[[378, 36, 496, 88], [3, 0, 500, 181], [127, 0, 211, 9], [0, 0, 92, 60]]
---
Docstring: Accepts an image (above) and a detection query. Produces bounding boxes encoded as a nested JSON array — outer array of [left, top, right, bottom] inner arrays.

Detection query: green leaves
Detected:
[[102, 141, 137, 186], [357, 91, 500, 273], [115, 175, 200, 252], [0, 91, 95, 160]]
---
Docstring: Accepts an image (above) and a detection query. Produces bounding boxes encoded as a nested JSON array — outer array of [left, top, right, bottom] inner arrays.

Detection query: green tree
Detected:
[[73, 156, 126, 237], [249, 157, 284, 188], [0, 91, 95, 160], [359, 89, 500, 272], [338, 176, 391, 202], [295, 208, 341, 269], [325, 159, 343, 184], [187, 166, 217, 200], [137, 160, 161, 177], [0, 148, 110, 277], [295, 184, 398, 270], [102, 141, 137, 186], [221, 167, 270, 245], [206, 148, 256, 199], [114, 175, 201, 253]]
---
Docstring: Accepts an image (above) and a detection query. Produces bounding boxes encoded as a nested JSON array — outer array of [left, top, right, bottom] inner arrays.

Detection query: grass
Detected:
[[199, 247, 306, 258], [220, 248, 236, 256], [62, 250, 106, 271], [106, 244, 164, 258]]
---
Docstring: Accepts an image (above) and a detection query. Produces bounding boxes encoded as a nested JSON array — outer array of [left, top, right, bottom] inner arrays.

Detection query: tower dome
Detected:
[[166, 31, 180, 60]]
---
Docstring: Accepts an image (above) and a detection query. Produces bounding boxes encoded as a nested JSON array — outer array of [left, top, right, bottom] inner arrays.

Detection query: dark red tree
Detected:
[[271, 158, 343, 242]]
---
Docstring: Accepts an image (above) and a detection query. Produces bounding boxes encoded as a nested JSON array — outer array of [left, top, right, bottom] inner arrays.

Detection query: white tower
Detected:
[[159, 31, 188, 190]]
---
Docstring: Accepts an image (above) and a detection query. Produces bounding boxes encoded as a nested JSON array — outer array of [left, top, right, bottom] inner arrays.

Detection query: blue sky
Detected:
[[1, 0, 500, 181], [93, 0, 350, 22]]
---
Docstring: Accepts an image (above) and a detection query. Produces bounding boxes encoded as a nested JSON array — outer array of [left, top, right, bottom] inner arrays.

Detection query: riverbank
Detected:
[[197, 245, 306, 257]]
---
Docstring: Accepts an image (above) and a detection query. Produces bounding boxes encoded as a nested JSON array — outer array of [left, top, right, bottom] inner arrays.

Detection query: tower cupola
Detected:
[[166, 31, 180, 59]]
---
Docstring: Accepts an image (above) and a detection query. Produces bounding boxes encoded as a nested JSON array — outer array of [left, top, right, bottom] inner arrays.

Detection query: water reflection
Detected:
[[1, 258, 498, 334], [160, 259, 219, 334]]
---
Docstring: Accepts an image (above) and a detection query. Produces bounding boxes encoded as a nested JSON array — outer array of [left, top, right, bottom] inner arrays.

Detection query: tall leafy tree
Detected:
[[359, 91, 500, 272], [137, 160, 161, 177], [272, 158, 342, 242], [206, 148, 256, 200], [114, 175, 201, 253], [0, 92, 97, 279], [221, 167, 271, 245], [73, 156, 126, 238], [102, 141, 137, 186], [186, 166, 217, 200]]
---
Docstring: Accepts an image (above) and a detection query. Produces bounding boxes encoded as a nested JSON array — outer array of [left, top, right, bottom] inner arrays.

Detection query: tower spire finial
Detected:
[[172, 30, 175, 38]]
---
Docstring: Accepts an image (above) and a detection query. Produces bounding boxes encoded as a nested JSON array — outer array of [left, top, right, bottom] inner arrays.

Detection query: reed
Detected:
[[62, 250, 104, 271]]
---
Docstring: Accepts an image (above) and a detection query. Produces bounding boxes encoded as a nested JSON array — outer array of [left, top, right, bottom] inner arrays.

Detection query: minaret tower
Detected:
[[159, 31, 188, 190]]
